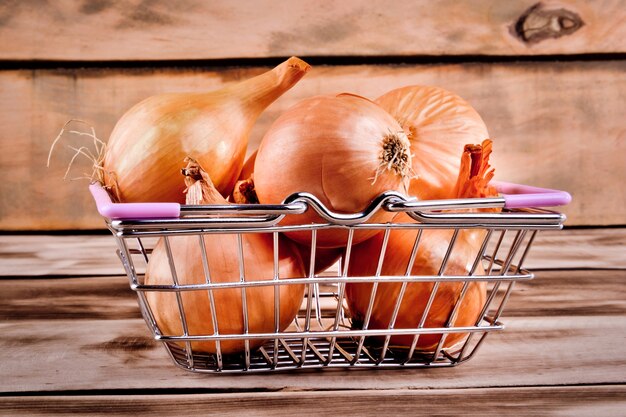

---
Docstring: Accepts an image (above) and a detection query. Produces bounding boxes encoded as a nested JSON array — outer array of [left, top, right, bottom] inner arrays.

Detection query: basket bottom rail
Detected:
[[159, 326, 497, 373]]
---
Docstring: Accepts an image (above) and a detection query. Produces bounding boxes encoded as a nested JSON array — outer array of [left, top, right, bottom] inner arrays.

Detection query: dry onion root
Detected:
[[232, 176, 259, 205], [47, 119, 120, 201]]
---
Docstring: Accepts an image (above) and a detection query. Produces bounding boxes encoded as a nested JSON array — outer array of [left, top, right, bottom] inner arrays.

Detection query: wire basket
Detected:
[[90, 182, 570, 373]]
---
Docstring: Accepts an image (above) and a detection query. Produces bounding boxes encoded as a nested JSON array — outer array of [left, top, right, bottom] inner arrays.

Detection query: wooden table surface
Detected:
[[0, 228, 625, 416]]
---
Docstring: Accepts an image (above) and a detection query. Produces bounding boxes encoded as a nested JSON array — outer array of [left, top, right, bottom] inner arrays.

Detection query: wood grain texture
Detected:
[[524, 228, 626, 270], [0, 233, 623, 414], [0, 276, 138, 321], [511, 269, 626, 317], [0, 235, 123, 276], [1, 315, 624, 393], [0, 250, 625, 393], [1, 61, 624, 230], [0, 0, 624, 61], [1, 268, 624, 321], [1, 386, 625, 416], [1, 229, 623, 277]]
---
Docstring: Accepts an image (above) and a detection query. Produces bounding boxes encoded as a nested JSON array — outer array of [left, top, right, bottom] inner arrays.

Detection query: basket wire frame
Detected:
[[107, 194, 562, 373]]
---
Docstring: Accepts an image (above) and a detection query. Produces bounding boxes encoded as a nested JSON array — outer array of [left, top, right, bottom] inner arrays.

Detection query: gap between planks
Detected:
[[3, 53, 626, 71], [1, 382, 625, 397], [1, 386, 625, 417]]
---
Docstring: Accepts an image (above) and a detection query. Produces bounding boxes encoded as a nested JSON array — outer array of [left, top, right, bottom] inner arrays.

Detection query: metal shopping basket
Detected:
[[90, 181, 570, 373]]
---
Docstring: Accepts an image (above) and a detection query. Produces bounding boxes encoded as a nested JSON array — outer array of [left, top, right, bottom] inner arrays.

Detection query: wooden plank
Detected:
[[511, 269, 626, 317], [1, 269, 624, 321], [0, 0, 624, 61], [0, 275, 139, 321], [525, 228, 626, 270], [0, 235, 123, 277], [0, 229, 624, 280], [0, 315, 624, 393], [2, 61, 625, 229], [0, 264, 625, 392], [1, 386, 625, 416]]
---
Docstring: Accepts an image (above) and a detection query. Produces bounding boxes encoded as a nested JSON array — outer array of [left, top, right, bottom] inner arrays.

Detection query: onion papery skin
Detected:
[[346, 225, 487, 352], [230, 151, 343, 275], [103, 57, 310, 203], [144, 158, 306, 355], [345, 140, 499, 353], [376, 85, 489, 200], [254, 93, 412, 248], [296, 242, 343, 276], [238, 150, 257, 183], [145, 232, 305, 355]]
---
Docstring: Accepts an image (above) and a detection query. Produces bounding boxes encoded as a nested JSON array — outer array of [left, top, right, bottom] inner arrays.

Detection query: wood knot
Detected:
[[512, 2, 584, 44]]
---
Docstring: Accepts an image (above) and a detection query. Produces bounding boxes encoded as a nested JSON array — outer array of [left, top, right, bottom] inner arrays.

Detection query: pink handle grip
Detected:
[[493, 181, 571, 209], [89, 183, 180, 220]]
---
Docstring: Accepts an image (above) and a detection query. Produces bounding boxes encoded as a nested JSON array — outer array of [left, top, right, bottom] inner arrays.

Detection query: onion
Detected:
[[345, 141, 497, 352], [231, 151, 342, 275], [103, 57, 310, 203], [238, 150, 257, 184], [296, 244, 343, 276], [231, 150, 258, 204], [376, 85, 489, 200], [145, 158, 306, 355], [253, 93, 413, 248], [346, 231, 487, 352]]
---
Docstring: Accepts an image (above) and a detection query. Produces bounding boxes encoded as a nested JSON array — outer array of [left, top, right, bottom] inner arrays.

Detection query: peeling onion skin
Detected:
[[376, 85, 490, 200], [254, 93, 412, 248], [103, 57, 310, 203]]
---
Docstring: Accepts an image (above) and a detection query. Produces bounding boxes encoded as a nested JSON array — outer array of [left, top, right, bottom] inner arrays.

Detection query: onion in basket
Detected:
[[345, 140, 498, 352], [253, 93, 413, 248], [376, 85, 490, 200], [144, 158, 306, 355], [231, 150, 343, 276]]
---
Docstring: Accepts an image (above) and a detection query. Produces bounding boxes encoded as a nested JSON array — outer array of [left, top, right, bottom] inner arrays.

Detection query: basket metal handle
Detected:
[[90, 181, 571, 222]]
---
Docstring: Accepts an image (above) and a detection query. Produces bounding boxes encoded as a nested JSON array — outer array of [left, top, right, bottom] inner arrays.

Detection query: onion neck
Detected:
[[182, 157, 228, 205], [226, 57, 310, 121], [232, 178, 259, 204], [453, 139, 497, 199], [465, 144, 483, 178]]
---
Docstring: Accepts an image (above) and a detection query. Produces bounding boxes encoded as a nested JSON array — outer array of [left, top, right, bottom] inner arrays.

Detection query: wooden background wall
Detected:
[[0, 0, 624, 230]]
